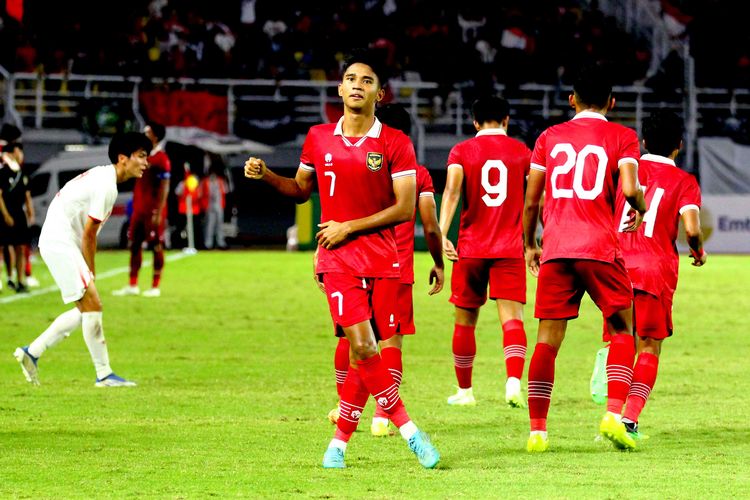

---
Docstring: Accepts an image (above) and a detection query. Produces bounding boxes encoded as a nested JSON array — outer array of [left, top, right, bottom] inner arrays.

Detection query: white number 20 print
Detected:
[[481, 160, 508, 207], [550, 143, 608, 200]]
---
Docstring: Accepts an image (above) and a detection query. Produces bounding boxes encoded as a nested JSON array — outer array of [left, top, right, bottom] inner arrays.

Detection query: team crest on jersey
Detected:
[[366, 152, 383, 172]]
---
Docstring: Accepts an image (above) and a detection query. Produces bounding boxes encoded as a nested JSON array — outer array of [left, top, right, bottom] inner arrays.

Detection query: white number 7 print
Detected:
[[324, 171, 336, 197], [331, 291, 343, 316]]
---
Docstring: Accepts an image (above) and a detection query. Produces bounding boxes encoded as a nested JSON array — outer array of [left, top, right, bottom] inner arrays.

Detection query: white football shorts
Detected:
[[40, 243, 93, 304]]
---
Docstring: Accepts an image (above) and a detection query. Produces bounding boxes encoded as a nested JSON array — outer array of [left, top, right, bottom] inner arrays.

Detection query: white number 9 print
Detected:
[[481, 160, 508, 207], [550, 143, 608, 200]]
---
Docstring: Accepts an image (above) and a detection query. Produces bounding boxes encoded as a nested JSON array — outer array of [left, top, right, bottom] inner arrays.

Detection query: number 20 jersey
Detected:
[[447, 129, 531, 258], [530, 112, 641, 263], [300, 117, 417, 278]]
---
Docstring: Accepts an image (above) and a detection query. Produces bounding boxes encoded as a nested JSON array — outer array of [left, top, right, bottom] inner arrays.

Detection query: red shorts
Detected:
[[535, 258, 633, 320], [634, 289, 673, 339], [397, 282, 415, 335], [323, 273, 399, 341], [450, 257, 526, 308], [129, 211, 166, 246]]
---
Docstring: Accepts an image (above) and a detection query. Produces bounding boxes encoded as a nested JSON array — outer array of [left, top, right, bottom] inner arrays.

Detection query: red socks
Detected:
[[335, 366, 369, 440], [374, 347, 402, 419], [334, 337, 350, 398], [527, 343, 558, 432], [357, 354, 409, 427], [452, 324, 476, 389], [152, 248, 164, 288], [606, 333, 636, 414], [129, 247, 142, 286], [624, 352, 659, 423], [502, 319, 527, 380]]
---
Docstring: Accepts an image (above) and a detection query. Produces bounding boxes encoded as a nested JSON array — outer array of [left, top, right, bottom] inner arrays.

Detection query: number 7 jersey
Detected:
[[447, 128, 531, 258], [530, 111, 641, 263]]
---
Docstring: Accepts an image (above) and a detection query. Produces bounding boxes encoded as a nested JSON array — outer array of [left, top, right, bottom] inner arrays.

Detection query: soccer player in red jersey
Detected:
[[113, 122, 171, 298], [328, 103, 445, 437], [523, 65, 648, 452], [438, 96, 531, 408], [613, 111, 706, 438], [244, 50, 440, 469]]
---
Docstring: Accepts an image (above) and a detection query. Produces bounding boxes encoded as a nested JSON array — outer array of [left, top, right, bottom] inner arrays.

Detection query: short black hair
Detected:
[[108, 132, 152, 164], [343, 48, 388, 88], [376, 103, 412, 136], [1, 142, 23, 154], [147, 122, 167, 142], [472, 96, 510, 125], [642, 111, 683, 157], [573, 64, 613, 110], [0, 123, 22, 143]]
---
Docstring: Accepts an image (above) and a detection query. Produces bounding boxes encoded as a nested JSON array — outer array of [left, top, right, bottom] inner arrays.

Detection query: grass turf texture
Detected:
[[1, 251, 748, 498]]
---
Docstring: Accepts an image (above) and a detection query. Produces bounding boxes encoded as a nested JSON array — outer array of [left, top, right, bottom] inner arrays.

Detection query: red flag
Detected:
[[6, 0, 23, 22]]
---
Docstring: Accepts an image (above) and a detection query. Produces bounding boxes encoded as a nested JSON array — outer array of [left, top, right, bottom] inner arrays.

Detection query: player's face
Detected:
[[338, 63, 384, 112], [123, 149, 149, 179]]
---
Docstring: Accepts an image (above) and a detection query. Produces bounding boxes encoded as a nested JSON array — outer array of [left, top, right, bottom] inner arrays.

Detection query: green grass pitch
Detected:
[[1, 250, 748, 498]]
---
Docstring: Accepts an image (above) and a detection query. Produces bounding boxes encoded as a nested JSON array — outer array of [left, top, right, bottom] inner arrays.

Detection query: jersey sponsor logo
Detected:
[[366, 152, 383, 172], [324, 153, 333, 166]]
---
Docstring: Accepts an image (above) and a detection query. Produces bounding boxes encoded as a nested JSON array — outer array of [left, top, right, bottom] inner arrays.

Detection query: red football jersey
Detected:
[[615, 154, 701, 298], [530, 111, 640, 263], [395, 164, 435, 284], [301, 118, 417, 278], [132, 148, 171, 214], [447, 129, 531, 258]]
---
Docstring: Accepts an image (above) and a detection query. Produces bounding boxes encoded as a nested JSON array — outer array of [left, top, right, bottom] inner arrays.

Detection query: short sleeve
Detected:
[[417, 165, 435, 196], [298, 129, 316, 172], [530, 129, 548, 172], [88, 173, 112, 222], [447, 144, 463, 170], [151, 152, 171, 179], [617, 128, 641, 167], [678, 174, 702, 213], [389, 130, 417, 179]]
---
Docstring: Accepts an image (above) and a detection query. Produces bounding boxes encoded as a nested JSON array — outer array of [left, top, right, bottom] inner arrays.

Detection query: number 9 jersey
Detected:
[[446, 128, 531, 259], [530, 111, 641, 263]]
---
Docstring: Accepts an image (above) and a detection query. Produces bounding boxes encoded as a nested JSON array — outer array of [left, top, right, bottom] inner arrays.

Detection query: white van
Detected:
[[28, 146, 132, 248]]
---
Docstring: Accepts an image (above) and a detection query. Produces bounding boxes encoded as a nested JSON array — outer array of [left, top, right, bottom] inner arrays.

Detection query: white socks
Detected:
[[329, 439, 347, 452], [28, 308, 82, 358], [81, 312, 112, 379], [398, 420, 418, 440]]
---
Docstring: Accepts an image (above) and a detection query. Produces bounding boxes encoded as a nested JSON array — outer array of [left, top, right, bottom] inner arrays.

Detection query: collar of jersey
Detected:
[[641, 153, 676, 166], [333, 117, 383, 147], [475, 128, 507, 137], [151, 139, 167, 155], [572, 110, 608, 121]]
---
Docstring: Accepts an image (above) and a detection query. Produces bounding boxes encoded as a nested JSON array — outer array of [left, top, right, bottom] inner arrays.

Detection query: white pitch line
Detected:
[[0, 252, 192, 305]]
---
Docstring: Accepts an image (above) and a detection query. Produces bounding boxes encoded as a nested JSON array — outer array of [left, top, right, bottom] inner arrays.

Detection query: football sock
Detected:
[[452, 324, 476, 389], [606, 333, 636, 415], [624, 352, 659, 423], [81, 312, 112, 379], [328, 438, 348, 451], [336, 366, 369, 439], [357, 354, 409, 427], [334, 337, 350, 398], [28, 308, 82, 358], [527, 342, 558, 432], [398, 420, 418, 440], [129, 247, 142, 287], [24, 246, 31, 276], [502, 319, 527, 380], [152, 247, 164, 288], [375, 347, 403, 419]]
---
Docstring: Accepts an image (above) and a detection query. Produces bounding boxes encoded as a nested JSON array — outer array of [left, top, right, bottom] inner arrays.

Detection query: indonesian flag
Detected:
[[6, 0, 23, 22]]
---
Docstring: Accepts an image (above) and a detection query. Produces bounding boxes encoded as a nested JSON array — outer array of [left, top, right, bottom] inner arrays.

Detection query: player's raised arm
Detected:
[[438, 164, 463, 261], [316, 174, 416, 249], [244, 157, 315, 203], [522, 168, 545, 277], [418, 188, 445, 295]]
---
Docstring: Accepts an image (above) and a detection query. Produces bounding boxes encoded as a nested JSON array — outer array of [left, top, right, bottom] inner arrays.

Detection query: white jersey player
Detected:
[[13, 132, 151, 387]]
